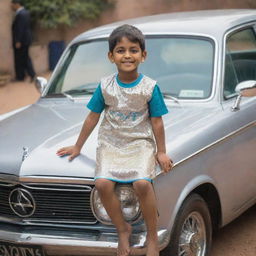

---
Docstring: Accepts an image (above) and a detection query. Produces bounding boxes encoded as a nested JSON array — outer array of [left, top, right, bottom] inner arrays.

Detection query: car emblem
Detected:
[[9, 188, 36, 217]]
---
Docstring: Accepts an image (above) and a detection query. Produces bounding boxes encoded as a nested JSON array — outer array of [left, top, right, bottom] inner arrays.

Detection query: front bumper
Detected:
[[0, 223, 170, 255]]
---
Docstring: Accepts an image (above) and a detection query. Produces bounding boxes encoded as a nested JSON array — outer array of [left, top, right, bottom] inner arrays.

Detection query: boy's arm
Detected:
[[150, 116, 173, 172], [75, 111, 101, 149], [57, 111, 101, 161]]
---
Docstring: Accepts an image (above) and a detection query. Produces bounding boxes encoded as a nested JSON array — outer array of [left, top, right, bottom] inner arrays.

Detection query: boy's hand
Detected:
[[56, 145, 81, 161], [156, 152, 173, 173]]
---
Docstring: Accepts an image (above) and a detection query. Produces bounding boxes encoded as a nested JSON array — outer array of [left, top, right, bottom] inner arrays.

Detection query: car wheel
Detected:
[[161, 193, 212, 256]]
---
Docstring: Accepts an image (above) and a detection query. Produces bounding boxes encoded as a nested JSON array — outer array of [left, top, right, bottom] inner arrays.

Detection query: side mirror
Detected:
[[35, 77, 48, 95], [231, 80, 256, 111]]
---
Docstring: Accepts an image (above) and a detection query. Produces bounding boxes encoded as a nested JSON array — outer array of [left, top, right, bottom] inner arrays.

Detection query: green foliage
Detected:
[[23, 0, 112, 28]]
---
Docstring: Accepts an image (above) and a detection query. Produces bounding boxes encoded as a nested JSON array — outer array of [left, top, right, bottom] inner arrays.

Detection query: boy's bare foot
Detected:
[[146, 237, 159, 256], [117, 223, 132, 256]]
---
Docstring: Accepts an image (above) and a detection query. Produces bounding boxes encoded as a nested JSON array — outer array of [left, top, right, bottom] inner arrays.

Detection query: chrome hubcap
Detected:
[[178, 211, 206, 256]]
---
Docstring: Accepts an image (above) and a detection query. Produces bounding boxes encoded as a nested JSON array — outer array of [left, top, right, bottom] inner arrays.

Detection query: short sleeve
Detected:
[[148, 85, 168, 117], [87, 84, 105, 113]]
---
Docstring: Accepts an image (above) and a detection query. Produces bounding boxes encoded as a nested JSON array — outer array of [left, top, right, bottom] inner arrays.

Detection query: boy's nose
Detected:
[[124, 50, 131, 57]]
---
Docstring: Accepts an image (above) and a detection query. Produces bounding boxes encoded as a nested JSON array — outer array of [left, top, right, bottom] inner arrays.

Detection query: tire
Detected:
[[161, 193, 212, 256]]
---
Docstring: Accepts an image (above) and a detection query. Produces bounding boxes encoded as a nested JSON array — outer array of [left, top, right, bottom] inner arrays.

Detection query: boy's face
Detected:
[[108, 37, 146, 74]]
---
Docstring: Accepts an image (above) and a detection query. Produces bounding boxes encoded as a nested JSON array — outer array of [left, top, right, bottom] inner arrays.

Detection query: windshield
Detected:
[[47, 37, 214, 99]]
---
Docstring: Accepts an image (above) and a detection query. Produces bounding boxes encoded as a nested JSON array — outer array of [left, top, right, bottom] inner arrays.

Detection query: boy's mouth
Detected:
[[122, 61, 134, 65]]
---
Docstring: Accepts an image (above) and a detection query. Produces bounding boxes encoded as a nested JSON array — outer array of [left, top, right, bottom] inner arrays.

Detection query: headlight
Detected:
[[91, 184, 141, 225]]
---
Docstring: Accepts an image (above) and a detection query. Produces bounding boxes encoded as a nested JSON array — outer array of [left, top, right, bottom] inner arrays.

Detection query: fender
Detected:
[[166, 174, 218, 233]]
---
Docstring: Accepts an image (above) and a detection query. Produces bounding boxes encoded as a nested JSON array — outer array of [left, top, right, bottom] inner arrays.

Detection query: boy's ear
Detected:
[[141, 50, 147, 63], [108, 52, 114, 63]]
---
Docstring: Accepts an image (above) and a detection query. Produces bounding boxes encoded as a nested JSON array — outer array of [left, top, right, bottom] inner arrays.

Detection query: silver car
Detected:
[[0, 9, 255, 256]]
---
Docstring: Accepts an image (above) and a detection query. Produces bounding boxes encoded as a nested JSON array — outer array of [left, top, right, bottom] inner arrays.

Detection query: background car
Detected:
[[0, 9, 256, 256]]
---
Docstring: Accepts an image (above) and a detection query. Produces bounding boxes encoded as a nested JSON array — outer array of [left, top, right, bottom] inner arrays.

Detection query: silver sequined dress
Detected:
[[95, 74, 157, 182]]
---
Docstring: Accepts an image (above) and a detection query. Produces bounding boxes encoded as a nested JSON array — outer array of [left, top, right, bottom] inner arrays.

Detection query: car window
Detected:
[[140, 37, 214, 99], [224, 27, 256, 99], [47, 37, 214, 99], [47, 41, 116, 95]]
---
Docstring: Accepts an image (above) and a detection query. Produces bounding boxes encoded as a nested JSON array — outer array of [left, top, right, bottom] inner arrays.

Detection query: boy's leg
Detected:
[[133, 180, 159, 256], [95, 178, 132, 256]]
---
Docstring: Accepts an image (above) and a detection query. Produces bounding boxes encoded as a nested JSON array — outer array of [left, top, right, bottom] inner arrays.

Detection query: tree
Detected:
[[23, 0, 113, 29]]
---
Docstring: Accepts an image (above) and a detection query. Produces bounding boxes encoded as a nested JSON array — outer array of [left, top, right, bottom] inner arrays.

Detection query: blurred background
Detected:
[[0, 2, 255, 255], [0, 0, 256, 78]]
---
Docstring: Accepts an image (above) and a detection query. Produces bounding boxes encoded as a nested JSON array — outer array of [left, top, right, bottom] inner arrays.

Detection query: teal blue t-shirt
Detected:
[[87, 74, 168, 117]]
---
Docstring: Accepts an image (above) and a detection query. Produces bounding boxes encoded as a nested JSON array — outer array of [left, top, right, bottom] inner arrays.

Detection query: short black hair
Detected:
[[12, 0, 23, 5], [108, 24, 145, 52]]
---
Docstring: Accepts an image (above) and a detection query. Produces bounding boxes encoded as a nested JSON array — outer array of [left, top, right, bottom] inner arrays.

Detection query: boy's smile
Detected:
[[108, 37, 146, 82]]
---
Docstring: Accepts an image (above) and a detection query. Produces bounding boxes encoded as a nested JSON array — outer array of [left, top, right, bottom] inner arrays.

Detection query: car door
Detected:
[[220, 24, 256, 218]]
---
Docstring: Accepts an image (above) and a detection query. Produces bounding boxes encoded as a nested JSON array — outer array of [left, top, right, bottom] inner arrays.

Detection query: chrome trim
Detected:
[[0, 216, 21, 224], [90, 186, 110, 225], [0, 227, 170, 255], [178, 211, 207, 256], [35, 77, 48, 94], [19, 176, 95, 185], [0, 216, 97, 226], [0, 176, 94, 189], [22, 183, 92, 192], [231, 94, 242, 111], [90, 185, 142, 226], [0, 176, 95, 186], [0, 181, 17, 187], [9, 188, 36, 218], [166, 121, 256, 170], [24, 219, 98, 225], [0, 178, 96, 225], [0, 174, 19, 184]]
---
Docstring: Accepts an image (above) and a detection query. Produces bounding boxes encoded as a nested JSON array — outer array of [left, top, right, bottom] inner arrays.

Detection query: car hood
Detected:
[[0, 98, 220, 179], [0, 98, 94, 178]]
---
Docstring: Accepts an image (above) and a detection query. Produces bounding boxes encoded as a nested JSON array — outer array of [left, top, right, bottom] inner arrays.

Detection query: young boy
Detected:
[[57, 24, 173, 256]]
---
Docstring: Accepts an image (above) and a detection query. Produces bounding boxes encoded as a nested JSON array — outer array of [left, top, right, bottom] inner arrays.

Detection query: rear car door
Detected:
[[221, 24, 256, 219]]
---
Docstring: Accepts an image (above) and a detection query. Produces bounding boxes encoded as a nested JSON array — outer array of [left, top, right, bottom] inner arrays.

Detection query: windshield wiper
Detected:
[[162, 93, 180, 104], [44, 93, 67, 98], [44, 92, 75, 101], [64, 88, 95, 95]]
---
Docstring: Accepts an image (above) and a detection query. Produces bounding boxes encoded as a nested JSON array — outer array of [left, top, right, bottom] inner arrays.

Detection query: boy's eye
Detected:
[[116, 49, 125, 53], [131, 49, 139, 53], [115, 49, 139, 54]]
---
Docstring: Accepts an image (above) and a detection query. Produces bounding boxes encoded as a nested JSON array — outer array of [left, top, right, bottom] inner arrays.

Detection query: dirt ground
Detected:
[[0, 75, 47, 115], [0, 78, 255, 256], [210, 205, 256, 256]]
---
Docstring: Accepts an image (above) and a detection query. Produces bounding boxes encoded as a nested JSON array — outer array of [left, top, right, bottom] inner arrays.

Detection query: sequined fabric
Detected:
[[95, 74, 157, 182]]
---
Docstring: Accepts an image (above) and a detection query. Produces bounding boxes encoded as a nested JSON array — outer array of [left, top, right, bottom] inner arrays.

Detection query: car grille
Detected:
[[0, 183, 97, 224]]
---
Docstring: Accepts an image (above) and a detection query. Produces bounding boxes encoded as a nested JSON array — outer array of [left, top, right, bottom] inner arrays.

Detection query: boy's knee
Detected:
[[95, 178, 114, 194], [133, 179, 152, 197]]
